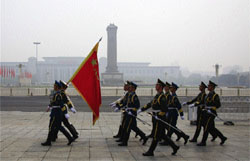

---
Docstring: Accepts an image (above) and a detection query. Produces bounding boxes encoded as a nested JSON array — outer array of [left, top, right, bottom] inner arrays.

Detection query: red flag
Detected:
[[6, 67, 9, 77], [8, 67, 11, 77], [68, 40, 102, 125], [11, 69, 15, 78], [10, 68, 12, 78], [0, 66, 2, 76], [3, 66, 6, 78]]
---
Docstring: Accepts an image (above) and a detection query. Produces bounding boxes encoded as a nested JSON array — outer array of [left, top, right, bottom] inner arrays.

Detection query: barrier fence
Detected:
[[1, 87, 250, 97]]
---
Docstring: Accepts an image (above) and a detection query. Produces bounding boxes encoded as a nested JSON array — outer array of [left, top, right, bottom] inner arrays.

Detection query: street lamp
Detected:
[[33, 42, 41, 84]]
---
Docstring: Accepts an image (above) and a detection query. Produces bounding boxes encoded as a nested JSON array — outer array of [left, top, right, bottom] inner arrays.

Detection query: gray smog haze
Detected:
[[1, 0, 249, 73]]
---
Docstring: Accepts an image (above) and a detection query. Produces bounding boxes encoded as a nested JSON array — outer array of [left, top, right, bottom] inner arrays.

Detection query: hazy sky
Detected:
[[1, 0, 249, 72]]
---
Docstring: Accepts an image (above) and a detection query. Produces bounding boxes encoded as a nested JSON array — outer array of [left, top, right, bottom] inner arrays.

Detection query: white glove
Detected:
[[128, 111, 132, 115], [109, 102, 115, 107], [46, 106, 51, 112], [70, 107, 77, 113], [154, 115, 159, 120], [166, 112, 169, 118], [207, 109, 211, 113], [111, 104, 117, 109], [137, 109, 142, 115], [189, 104, 195, 108], [114, 107, 120, 112], [180, 116, 185, 120], [65, 113, 70, 119], [182, 102, 187, 106]]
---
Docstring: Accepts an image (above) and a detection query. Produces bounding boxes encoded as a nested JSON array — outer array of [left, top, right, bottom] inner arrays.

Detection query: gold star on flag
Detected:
[[91, 59, 97, 66]]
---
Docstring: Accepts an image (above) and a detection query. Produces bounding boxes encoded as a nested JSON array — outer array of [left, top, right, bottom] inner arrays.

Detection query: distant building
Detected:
[[35, 57, 83, 84], [1, 56, 181, 86], [117, 62, 181, 84], [0, 57, 84, 86]]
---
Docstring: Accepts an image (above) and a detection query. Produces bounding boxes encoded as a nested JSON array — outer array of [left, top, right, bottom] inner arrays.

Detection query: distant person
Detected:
[[52, 80, 79, 142], [197, 81, 227, 146], [41, 81, 74, 146]]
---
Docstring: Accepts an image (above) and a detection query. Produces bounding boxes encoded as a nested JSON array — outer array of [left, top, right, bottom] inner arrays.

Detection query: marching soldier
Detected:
[[183, 81, 217, 142], [117, 81, 148, 146], [164, 82, 189, 144], [197, 80, 227, 146], [52, 80, 79, 141], [41, 81, 74, 146], [159, 81, 174, 145], [138, 79, 179, 156], [111, 81, 130, 138]]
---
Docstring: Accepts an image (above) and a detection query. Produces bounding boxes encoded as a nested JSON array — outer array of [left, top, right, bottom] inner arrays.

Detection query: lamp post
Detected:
[[33, 42, 41, 84]]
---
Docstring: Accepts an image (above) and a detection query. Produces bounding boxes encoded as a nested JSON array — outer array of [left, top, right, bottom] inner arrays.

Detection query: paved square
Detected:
[[0, 111, 249, 161]]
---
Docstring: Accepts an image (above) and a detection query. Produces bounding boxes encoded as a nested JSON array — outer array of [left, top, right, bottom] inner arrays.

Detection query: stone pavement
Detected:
[[0, 111, 249, 161]]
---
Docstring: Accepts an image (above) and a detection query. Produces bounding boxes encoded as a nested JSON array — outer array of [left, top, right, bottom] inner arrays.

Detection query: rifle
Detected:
[[147, 112, 183, 133]]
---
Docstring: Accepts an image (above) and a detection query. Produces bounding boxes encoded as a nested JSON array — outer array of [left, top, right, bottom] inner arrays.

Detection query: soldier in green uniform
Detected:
[[183, 82, 217, 142], [197, 80, 227, 146], [111, 81, 130, 138], [116, 81, 148, 146], [164, 82, 189, 144], [52, 80, 79, 141], [158, 81, 171, 145], [139, 79, 179, 156], [41, 81, 74, 146]]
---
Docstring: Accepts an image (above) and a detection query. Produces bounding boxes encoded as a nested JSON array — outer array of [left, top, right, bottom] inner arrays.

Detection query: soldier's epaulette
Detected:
[[157, 94, 164, 105], [212, 94, 218, 102]]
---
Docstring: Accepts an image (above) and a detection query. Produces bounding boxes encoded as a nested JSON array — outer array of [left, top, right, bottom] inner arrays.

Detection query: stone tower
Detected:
[[101, 24, 123, 86], [106, 24, 118, 73]]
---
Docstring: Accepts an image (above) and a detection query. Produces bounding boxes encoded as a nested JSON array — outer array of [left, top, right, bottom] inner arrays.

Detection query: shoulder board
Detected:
[[157, 93, 164, 105], [212, 93, 218, 101]]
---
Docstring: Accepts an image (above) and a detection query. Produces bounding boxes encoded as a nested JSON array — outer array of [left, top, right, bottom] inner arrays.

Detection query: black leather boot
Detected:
[[189, 138, 197, 142], [172, 146, 179, 155], [220, 137, 227, 145], [41, 141, 51, 146], [197, 142, 206, 146], [143, 140, 157, 156], [114, 126, 122, 138], [184, 135, 189, 145], [168, 138, 179, 155]]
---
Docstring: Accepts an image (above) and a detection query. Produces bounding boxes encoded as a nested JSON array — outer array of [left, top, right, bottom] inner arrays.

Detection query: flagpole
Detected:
[[98, 37, 102, 42]]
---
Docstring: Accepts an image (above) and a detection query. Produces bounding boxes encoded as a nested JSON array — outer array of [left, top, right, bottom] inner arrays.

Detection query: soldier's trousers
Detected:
[[147, 117, 178, 153], [53, 114, 78, 139], [166, 114, 187, 139], [191, 109, 217, 140], [115, 112, 126, 137], [121, 115, 146, 144], [147, 116, 156, 137], [200, 112, 225, 143], [46, 110, 72, 143]]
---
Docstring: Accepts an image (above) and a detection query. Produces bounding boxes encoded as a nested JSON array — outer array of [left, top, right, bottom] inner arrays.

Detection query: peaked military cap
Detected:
[[60, 80, 68, 88], [130, 81, 137, 89], [200, 81, 207, 88], [124, 80, 130, 85], [165, 81, 171, 87], [171, 82, 179, 89], [208, 80, 217, 87], [54, 80, 61, 88], [157, 79, 166, 87]]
